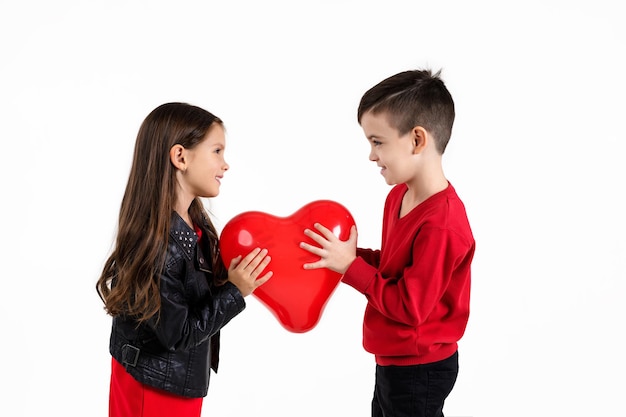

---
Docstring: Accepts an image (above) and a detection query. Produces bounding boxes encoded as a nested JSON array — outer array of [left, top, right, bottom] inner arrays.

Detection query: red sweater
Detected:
[[342, 182, 474, 366]]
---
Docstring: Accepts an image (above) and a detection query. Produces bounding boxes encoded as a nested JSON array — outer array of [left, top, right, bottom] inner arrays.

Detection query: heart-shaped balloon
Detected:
[[219, 200, 355, 333]]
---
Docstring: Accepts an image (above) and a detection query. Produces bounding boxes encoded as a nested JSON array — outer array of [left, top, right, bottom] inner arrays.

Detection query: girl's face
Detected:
[[360, 111, 416, 186], [181, 124, 229, 198]]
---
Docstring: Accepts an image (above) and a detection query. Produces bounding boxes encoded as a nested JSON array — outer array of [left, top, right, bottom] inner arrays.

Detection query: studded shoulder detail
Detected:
[[170, 212, 199, 261]]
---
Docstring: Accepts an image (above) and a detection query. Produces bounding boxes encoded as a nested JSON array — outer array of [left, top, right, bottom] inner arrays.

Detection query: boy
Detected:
[[300, 69, 475, 417]]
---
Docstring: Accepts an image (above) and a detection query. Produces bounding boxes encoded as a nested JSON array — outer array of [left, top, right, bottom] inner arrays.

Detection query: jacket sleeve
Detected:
[[148, 255, 246, 352]]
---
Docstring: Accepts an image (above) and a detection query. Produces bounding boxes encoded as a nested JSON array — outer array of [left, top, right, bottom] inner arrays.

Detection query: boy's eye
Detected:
[[372, 140, 382, 146]]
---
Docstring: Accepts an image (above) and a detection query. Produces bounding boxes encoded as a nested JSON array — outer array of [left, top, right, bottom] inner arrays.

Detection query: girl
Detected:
[[96, 102, 272, 417]]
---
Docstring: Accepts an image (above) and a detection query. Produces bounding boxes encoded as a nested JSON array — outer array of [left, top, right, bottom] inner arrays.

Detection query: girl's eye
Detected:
[[214, 148, 222, 154]]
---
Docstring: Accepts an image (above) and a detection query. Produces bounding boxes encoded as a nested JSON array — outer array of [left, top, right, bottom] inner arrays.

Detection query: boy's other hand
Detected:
[[300, 224, 357, 274]]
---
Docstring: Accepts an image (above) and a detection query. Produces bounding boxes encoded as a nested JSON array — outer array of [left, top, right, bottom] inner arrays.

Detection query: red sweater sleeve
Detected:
[[344, 227, 466, 326], [355, 248, 380, 268]]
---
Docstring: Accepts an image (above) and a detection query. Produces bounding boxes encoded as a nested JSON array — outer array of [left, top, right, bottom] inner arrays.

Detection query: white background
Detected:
[[1, 1, 624, 416]]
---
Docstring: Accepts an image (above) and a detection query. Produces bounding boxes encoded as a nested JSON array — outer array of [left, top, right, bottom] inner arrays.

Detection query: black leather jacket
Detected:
[[109, 212, 245, 398]]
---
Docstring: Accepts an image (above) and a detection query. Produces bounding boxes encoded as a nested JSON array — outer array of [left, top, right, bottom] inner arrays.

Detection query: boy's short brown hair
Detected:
[[357, 69, 455, 154]]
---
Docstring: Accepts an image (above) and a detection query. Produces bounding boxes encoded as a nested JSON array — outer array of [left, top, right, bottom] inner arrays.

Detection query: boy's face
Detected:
[[360, 110, 417, 186]]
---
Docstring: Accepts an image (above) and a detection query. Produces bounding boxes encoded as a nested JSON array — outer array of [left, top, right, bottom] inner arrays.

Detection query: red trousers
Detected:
[[109, 358, 203, 417]]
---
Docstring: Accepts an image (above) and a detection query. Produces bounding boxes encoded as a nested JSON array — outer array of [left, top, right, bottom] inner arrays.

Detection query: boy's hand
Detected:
[[227, 248, 273, 297], [300, 223, 357, 274]]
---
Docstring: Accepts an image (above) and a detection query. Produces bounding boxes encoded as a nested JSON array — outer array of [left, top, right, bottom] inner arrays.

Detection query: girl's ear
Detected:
[[412, 126, 428, 154], [170, 144, 186, 171]]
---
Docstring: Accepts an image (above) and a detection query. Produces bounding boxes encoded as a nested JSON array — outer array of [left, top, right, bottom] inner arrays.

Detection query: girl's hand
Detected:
[[227, 248, 273, 297], [300, 224, 357, 274]]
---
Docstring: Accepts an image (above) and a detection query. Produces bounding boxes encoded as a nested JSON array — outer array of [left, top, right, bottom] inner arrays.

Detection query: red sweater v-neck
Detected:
[[342, 182, 475, 366]]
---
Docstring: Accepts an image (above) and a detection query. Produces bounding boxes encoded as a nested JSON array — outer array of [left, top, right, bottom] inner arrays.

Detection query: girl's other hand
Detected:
[[227, 248, 272, 297]]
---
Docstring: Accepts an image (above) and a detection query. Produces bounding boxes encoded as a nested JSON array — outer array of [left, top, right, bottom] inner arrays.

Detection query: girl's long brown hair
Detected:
[[96, 102, 226, 323]]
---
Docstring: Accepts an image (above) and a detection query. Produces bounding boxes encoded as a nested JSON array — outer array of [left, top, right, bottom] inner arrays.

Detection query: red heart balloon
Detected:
[[219, 200, 355, 333]]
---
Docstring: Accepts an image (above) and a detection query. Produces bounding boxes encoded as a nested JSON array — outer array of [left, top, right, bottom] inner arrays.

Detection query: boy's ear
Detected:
[[412, 126, 428, 154], [170, 144, 187, 171]]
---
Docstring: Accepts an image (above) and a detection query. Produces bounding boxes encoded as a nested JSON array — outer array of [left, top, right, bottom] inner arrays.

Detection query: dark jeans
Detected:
[[372, 351, 459, 417]]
